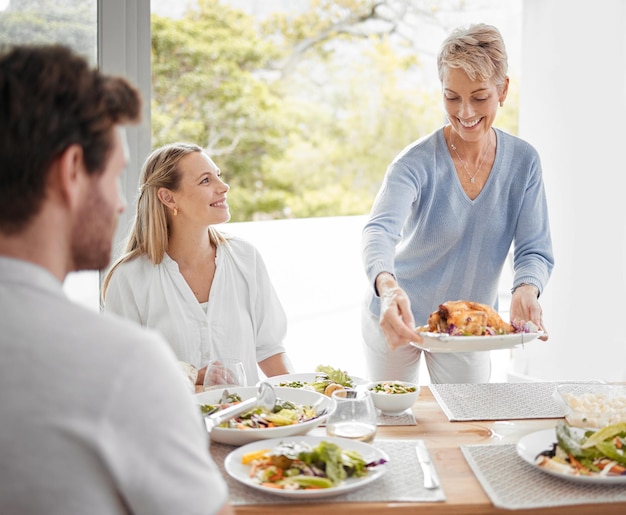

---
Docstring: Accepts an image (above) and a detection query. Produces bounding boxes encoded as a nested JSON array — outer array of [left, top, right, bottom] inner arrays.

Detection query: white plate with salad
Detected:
[[516, 424, 626, 484], [411, 332, 542, 353], [266, 365, 367, 396], [224, 435, 389, 498], [196, 387, 334, 446]]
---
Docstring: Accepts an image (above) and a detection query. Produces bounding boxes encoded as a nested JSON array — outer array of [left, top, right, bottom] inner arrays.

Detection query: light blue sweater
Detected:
[[362, 127, 554, 326]]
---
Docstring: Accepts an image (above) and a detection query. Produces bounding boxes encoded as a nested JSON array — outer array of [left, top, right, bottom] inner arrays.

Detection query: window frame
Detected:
[[98, 0, 152, 278]]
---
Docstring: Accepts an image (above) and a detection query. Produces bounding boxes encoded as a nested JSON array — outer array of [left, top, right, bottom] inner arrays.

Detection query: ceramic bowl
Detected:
[[195, 386, 335, 445], [366, 380, 420, 416]]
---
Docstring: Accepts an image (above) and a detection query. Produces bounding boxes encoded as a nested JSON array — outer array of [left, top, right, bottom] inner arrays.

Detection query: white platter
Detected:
[[224, 435, 389, 498], [266, 372, 368, 389], [195, 386, 334, 446], [411, 332, 541, 353], [516, 428, 626, 484]]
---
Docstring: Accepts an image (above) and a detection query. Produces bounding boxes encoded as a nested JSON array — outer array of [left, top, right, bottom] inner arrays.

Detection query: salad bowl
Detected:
[[367, 380, 420, 416], [195, 386, 335, 445]]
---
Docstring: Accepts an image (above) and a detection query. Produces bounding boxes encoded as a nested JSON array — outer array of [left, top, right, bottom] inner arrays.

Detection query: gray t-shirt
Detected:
[[0, 256, 229, 515]]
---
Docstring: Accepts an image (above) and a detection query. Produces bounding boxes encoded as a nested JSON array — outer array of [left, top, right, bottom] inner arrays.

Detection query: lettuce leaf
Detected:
[[315, 365, 354, 387], [297, 441, 367, 485]]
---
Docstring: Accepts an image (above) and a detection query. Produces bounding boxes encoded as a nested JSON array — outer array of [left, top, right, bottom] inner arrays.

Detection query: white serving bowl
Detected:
[[366, 381, 420, 416], [195, 386, 335, 445]]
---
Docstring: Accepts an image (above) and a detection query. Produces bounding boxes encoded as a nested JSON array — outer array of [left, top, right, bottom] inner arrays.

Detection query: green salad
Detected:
[[243, 440, 386, 490], [278, 364, 355, 396], [536, 420, 626, 476], [200, 392, 317, 429]]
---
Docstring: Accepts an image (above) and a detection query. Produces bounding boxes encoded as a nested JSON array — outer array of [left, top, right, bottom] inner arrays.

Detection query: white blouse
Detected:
[[104, 236, 287, 384]]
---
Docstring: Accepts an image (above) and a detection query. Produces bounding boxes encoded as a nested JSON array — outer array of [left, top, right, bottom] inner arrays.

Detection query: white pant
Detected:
[[361, 301, 491, 384]]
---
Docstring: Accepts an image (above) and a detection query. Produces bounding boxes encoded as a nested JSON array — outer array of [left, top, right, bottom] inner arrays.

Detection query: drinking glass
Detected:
[[325, 388, 377, 443], [203, 358, 247, 391]]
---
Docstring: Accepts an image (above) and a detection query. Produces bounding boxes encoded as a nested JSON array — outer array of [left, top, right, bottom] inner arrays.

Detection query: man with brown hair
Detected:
[[0, 44, 232, 515]]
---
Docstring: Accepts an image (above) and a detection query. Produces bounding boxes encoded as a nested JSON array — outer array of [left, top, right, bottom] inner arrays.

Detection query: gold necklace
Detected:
[[450, 132, 491, 184]]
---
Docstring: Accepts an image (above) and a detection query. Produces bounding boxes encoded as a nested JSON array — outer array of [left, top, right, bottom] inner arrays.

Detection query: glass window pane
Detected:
[[0, 0, 99, 310], [0, 0, 96, 61]]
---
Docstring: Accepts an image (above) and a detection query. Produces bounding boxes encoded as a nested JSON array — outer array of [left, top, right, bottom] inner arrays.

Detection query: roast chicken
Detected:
[[416, 300, 514, 336]]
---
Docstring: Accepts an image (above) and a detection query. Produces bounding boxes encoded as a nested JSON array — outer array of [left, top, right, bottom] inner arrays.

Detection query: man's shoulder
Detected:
[[81, 307, 180, 376], [67, 299, 165, 349], [98, 308, 162, 342]]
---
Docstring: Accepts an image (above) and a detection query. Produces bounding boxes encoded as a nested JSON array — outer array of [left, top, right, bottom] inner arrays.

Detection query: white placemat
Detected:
[[430, 382, 570, 421], [461, 443, 626, 510], [378, 410, 417, 425], [210, 439, 446, 505]]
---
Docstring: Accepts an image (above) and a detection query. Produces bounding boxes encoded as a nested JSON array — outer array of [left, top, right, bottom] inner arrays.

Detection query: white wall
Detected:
[[510, 0, 626, 381]]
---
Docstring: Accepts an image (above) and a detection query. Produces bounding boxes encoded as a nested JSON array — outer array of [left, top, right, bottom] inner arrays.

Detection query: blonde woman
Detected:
[[103, 142, 293, 385]]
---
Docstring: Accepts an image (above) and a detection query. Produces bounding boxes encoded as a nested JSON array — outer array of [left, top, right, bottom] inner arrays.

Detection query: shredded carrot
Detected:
[[261, 482, 284, 489], [249, 462, 260, 478], [614, 437, 623, 449], [598, 461, 626, 475], [266, 467, 283, 482], [569, 454, 591, 475]]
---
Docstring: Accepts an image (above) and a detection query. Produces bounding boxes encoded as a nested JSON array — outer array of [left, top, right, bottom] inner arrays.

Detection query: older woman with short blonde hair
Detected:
[[362, 24, 554, 384]]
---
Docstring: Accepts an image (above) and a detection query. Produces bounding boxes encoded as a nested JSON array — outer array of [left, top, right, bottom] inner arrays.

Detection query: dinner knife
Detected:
[[415, 439, 440, 489]]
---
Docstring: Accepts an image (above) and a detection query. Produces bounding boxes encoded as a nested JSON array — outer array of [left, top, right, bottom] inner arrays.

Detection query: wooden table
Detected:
[[218, 386, 626, 515]]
